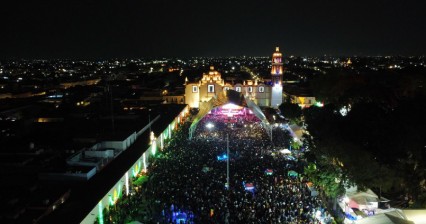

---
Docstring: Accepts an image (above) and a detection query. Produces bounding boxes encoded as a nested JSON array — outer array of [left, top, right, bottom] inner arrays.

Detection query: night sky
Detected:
[[1, 0, 425, 59]]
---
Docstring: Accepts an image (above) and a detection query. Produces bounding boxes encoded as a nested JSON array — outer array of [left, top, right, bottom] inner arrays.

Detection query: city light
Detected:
[[314, 102, 324, 107], [339, 105, 351, 116], [0, 27, 423, 224]]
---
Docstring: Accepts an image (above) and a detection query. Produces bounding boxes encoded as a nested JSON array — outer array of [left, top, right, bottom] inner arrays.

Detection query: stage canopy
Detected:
[[188, 89, 270, 139]]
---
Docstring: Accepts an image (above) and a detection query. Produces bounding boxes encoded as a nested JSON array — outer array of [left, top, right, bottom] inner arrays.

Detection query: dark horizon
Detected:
[[1, 0, 425, 59]]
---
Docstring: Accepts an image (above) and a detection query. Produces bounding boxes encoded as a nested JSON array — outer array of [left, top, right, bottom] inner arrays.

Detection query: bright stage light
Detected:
[[206, 123, 214, 129], [222, 103, 242, 109], [217, 153, 228, 161]]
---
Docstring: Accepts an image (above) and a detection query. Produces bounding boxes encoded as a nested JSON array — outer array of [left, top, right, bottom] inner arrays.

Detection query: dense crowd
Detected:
[[98, 113, 332, 224]]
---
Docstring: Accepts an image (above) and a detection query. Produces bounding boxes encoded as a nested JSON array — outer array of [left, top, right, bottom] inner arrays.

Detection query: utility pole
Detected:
[[226, 133, 230, 190], [225, 133, 231, 224], [148, 108, 151, 133]]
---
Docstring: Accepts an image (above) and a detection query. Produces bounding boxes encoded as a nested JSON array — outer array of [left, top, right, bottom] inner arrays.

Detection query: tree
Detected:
[[304, 161, 345, 198], [304, 68, 426, 205], [278, 101, 302, 124], [290, 139, 302, 150]]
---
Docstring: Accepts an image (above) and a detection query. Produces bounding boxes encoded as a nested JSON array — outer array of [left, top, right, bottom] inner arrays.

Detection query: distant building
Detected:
[[185, 47, 284, 108], [283, 86, 317, 108], [60, 79, 101, 89]]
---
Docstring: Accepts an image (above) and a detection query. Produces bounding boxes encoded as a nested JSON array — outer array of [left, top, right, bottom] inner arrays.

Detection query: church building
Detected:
[[184, 47, 284, 108]]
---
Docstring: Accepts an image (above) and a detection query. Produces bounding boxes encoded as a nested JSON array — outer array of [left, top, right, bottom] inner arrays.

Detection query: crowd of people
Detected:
[[98, 112, 333, 224]]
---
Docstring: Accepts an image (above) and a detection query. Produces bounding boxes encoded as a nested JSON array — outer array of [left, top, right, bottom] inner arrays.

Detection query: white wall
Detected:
[[100, 141, 125, 150], [185, 83, 200, 108], [39, 167, 96, 182], [80, 106, 189, 224], [271, 85, 283, 108], [85, 150, 114, 158]]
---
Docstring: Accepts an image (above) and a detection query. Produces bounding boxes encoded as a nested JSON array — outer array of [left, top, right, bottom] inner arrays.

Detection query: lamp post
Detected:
[[226, 133, 230, 190], [148, 108, 151, 133]]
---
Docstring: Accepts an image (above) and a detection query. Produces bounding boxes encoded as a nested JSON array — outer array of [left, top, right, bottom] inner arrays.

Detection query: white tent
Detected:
[[280, 149, 291, 154], [345, 186, 386, 211], [403, 209, 426, 224], [355, 210, 414, 224]]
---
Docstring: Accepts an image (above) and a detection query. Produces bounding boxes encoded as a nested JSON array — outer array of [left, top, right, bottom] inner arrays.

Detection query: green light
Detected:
[[132, 161, 140, 177], [98, 201, 104, 224], [160, 134, 164, 149], [133, 175, 149, 185], [118, 183, 122, 198], [113, 189, 118, 202], [315, 102, 324, 107], [151, 140, 157, 155], [109, 195, 114, 206], [143, 153, 147, 171], [163, 128, 168, 139]]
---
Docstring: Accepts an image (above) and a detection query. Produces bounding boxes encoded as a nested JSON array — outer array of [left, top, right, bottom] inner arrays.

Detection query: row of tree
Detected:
[[280, 69, 426, 208]]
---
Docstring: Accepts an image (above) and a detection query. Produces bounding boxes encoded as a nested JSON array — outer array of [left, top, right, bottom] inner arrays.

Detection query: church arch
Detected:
[[188, 89, 272, 139]]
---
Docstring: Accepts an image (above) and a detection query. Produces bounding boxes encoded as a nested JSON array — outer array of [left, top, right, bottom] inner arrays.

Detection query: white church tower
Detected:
[[270, 47, 283, 108]]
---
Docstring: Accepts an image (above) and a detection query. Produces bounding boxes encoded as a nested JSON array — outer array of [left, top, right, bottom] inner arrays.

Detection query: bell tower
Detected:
[[270, 47, 283, 108], [271, 47, 283, 84]]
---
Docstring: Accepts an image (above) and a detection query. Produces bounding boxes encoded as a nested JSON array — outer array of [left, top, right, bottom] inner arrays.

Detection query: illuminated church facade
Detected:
[[184, 47, 284, 108]]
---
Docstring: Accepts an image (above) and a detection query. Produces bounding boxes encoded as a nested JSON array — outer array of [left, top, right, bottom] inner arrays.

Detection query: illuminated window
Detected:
[[235, 87, 241, 92], [192, 86, 198, 93], [208, 85, 214, 93], [259, 86, 264, 92], [248, 86, 253, 92]]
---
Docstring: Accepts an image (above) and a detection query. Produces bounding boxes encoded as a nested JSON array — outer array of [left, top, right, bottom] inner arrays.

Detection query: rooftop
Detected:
[[40, 104, 186, 224]]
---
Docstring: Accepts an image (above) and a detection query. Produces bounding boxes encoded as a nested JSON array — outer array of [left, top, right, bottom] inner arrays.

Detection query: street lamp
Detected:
[[148, 108, 152, 133], [226, 133, 230, 190]]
